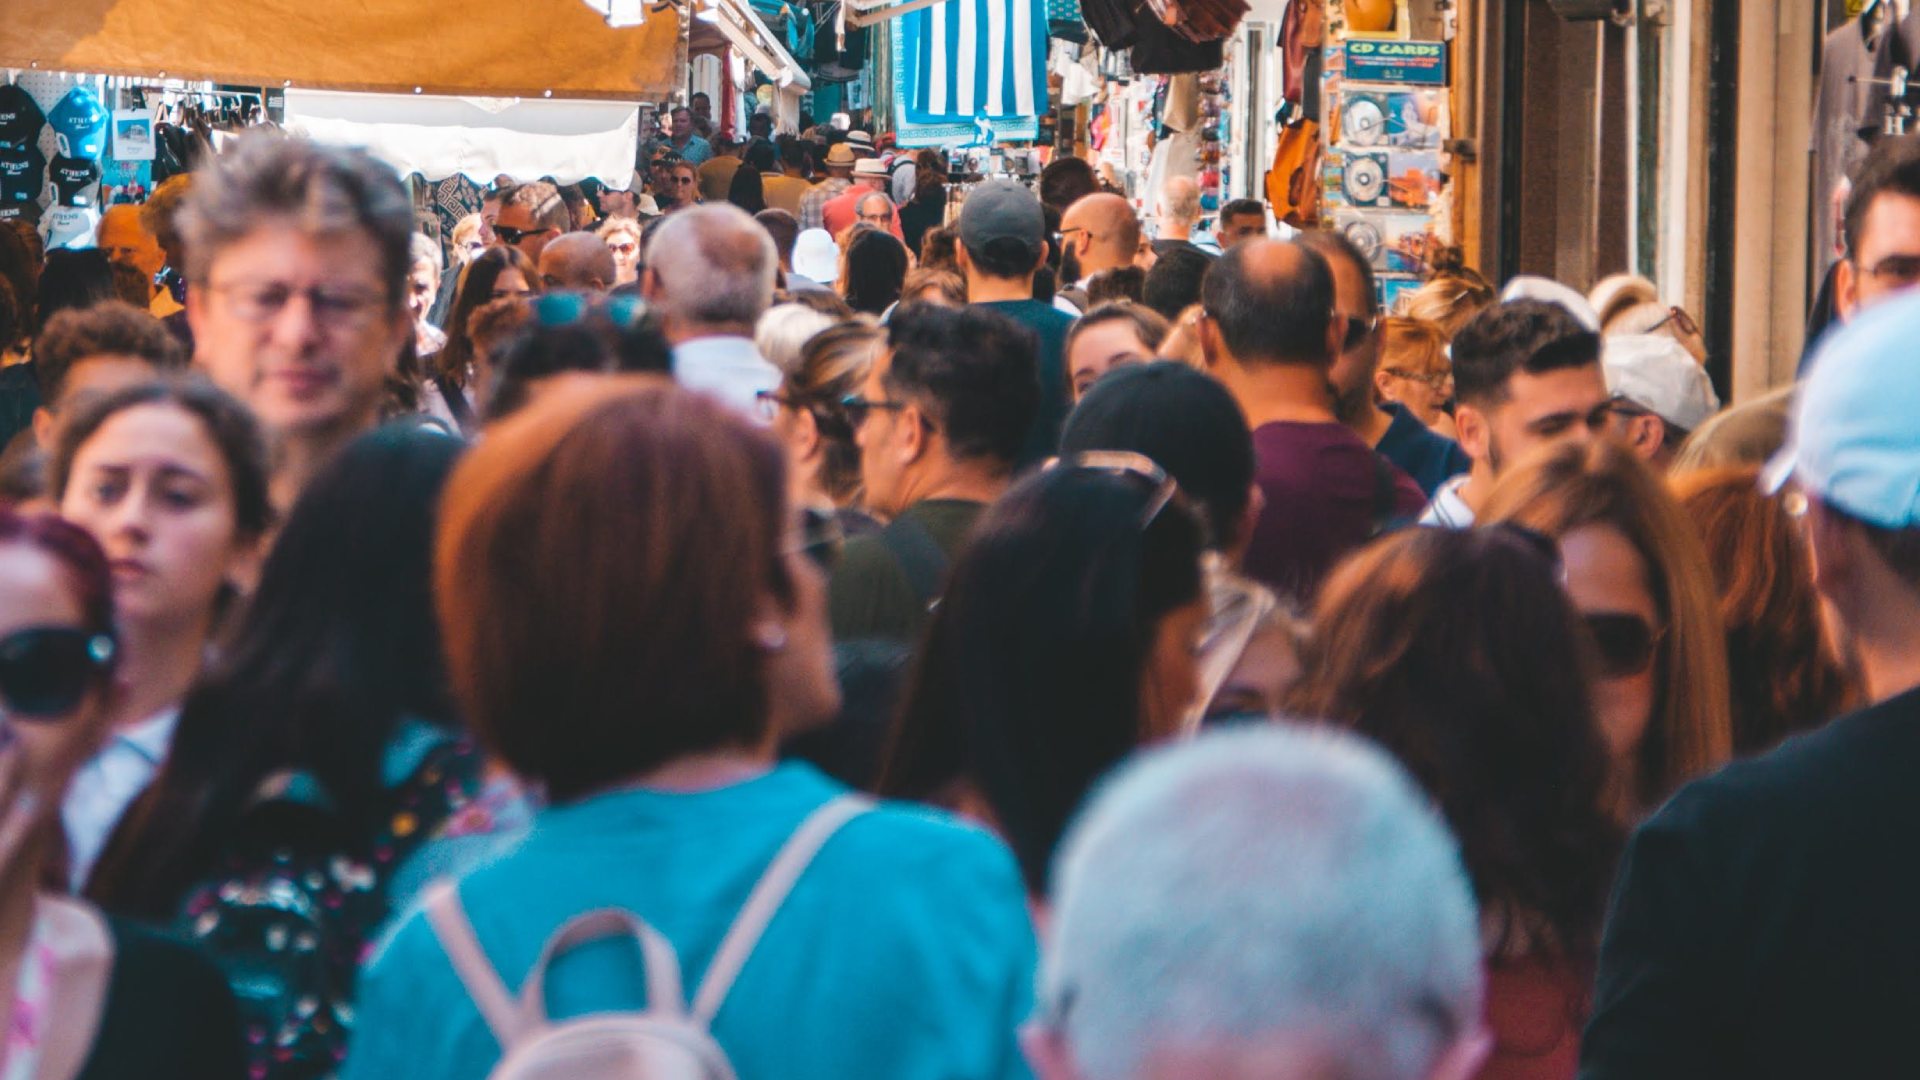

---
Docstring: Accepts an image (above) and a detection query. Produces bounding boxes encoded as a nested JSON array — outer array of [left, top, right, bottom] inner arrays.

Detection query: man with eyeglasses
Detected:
[[829, 304, 1038, 644], [1300, 230, 1468, 497], [1832, 135, 1920, 327], [1198, 239, 1424, 602], [183, 134, 413, 511], [655, 160, 702, 214], [1419, 300, 1611, 529], [1058, 192, 1143, 304], [1600, 334, 1720, 471]]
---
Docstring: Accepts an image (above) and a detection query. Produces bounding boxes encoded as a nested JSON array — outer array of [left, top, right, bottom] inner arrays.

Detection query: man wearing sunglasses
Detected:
[[1583, 292, 1920, 1079], [492, 180, 570, 264], [1300, 230, 1468, 498], [1197, 240, 1425, 602], [1600, 334, 1720, 471], [1420, 300, 1611, 529], [829, 304, 1038, 644]]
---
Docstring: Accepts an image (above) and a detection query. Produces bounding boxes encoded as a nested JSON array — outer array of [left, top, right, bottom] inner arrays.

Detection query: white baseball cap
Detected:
[[1501, 275, 1601, 331], [792, 228, 839, 285], [1603, 334, 1721, 432]]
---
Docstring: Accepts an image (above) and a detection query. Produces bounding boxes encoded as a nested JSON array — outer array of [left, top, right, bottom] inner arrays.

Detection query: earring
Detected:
[[754, 624, 789, 652]]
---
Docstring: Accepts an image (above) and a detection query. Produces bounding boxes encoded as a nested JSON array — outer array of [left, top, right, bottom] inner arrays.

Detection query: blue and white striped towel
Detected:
[[910, 0, 1050, 120]]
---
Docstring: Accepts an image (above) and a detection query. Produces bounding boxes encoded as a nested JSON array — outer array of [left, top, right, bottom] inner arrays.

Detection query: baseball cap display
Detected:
[[39, 204, 99, 251], [0, 85, 44, 151], [1602, 334, 1720, 432], [48, 86, 109, 160], [0, 143, 44, 208], [49, 154, 101, 208], [958, 178, 1046, 253], [1765, 291, 1920, 529]]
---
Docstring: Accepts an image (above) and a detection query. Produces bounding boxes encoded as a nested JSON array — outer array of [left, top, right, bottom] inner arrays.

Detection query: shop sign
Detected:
[[1344, 40, 1447, 86]]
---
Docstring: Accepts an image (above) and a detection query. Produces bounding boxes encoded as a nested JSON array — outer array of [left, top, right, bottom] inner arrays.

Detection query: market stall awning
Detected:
[[2, 0, 682, 100], [689, 0, 811, 91], [284, 90, 640, 187]]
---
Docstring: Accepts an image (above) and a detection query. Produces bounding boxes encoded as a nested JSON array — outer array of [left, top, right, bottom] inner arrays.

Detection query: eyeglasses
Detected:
[[754, 388, 798, 422], [1383, 367, 1452, 392], [1644, 305, 1700, 338], [1341, 311, 1383, 351], [1582, 613, 1663, 680], [1042, 450, 1182, 530], [0, 627, 116, 719], [1860, 253, 1920, 286], [840, 393, 910, 428], [492, 224, 549, 247], [207, 281, 389, 328]]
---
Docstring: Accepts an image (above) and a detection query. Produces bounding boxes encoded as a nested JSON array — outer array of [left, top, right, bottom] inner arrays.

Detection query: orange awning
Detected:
[[2, 0, 682, 100]]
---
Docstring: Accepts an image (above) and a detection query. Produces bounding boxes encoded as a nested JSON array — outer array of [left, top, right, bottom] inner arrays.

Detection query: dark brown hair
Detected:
[[52, 377, 274, 543], [1481, 440, 1734, 811], [32, 301, 187, 409], [439, 248, 540, 387], [435, 377, 789, 801], [1672, 468, 1859, 755], [1286, 526, 1624, 962]]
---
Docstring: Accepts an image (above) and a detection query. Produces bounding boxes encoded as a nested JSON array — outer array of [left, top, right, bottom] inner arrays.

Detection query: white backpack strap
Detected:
[[690, 795, 872, 1025], [425, 881, 528, 1048], [518, 909, 690, 1024]]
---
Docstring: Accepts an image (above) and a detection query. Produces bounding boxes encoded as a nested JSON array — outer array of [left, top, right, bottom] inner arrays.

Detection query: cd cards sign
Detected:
[[1346, 41, 1448, 87]]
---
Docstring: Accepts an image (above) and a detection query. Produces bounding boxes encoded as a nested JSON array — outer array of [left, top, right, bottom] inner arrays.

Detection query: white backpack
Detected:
[[422, 796, 871, 1080]]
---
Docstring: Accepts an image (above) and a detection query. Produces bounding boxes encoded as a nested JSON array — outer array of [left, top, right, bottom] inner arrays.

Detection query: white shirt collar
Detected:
[[1419, 474, 1476, 529]]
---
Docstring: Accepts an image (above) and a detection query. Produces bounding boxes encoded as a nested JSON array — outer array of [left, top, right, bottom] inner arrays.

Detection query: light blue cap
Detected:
[[1764, 291, 1920, 528]]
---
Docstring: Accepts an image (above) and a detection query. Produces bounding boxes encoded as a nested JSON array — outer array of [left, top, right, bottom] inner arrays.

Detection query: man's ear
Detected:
[[899, 402, 931, 464], [1626, 412, 1666, 460], [1805, 497, 1855, 605], [30, 407, 56, 453], [1324, 313, 1347, 365], [1835, 258, 1860, 323], [1454, 401, 1490, 464]]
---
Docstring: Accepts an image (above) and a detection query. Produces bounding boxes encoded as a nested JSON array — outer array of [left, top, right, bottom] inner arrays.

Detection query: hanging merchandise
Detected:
[[1049, 0, 1089, 44], [812, 1, 871, 83], [39, 202, 99, 251], [1267, 118, 1322, 227], [1811, 1, 1920, 267], [892, 17, 1045, 145], [48, 85, 110, 160], [909, 0, 1051, 120], [1141, 0, 1249, 44], [112, 109, 157, 162], [0, 83, 45, 151], [1320, 35, 1448, 300], [1280, 0, 1327, 106], [0, 142, 44, 217], [1131, 15, 1227, 75], [49, 154, 101, 208]]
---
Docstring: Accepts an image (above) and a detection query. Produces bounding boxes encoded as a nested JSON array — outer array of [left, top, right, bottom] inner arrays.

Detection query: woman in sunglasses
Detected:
[[427, 246, 542, 434], [878, 455, 1210, 897], [50, 379, 272, 891], [0, 510, 244, 1077], [1482, 439, 1733, 821], [1286, 525, 1624, 1080]]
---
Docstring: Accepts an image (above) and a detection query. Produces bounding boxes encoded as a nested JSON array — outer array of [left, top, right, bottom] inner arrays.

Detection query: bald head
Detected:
[[538, 232, 618, 292], [1200, 240, 1340, 367], [1160, 176, 1202, 238], [1062, 193, 1142, 277]]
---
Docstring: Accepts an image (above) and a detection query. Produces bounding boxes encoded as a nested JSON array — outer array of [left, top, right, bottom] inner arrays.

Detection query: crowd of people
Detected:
[[0, 114, 1916, 1080]]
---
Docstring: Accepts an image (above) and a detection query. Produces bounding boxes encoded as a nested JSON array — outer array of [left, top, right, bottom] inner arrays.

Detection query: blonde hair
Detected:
[[1402, 273, 1494, 341], [1481, 440, 1733, 813], [1379, 316, 1448, 377]]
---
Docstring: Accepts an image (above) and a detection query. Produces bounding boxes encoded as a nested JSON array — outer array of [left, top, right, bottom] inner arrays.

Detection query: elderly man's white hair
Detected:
[[644, 203, 778, 328], [1039, 724, 1486, 1080]]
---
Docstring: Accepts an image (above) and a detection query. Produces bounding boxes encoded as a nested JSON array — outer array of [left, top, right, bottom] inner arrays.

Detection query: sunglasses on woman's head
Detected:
[[1582, 613, 1662, 680], [0, 627, 116, 719]]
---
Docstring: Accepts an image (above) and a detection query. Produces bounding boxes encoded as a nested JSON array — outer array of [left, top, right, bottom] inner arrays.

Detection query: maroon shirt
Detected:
[[1241, 420, 1426, 602]]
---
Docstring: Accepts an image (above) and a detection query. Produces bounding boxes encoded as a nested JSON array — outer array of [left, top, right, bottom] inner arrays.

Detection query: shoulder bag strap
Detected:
[[30, 896, 114, 1080], [424, 881, 527, 1049], [690, 795, 873, 1026], [878, 513, 951, 612]]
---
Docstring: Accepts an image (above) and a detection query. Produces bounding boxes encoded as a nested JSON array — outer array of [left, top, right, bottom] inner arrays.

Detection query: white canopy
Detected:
[[284, 90, 640, 188]]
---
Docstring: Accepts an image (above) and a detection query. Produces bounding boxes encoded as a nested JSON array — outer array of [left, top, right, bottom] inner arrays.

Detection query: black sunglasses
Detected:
[[840, 394, 910, 428], [1341, 311, 1383, 352], [1582, 613, 1662, 680], [492, 224, 544, 246], [0, 626, 116, 719]]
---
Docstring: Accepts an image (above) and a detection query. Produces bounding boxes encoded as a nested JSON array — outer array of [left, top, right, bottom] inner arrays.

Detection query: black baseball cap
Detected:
[[0, 85, 43, 151], [49, 155, 100, 208], [0, 143, 44, 206]]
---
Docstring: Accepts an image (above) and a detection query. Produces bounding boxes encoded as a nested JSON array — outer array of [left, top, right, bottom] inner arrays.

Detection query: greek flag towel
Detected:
[[910, 0, 1050, 120]]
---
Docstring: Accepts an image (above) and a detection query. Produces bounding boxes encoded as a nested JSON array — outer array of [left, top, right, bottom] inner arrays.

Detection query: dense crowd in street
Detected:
[[0, 112, 1918, 1080]]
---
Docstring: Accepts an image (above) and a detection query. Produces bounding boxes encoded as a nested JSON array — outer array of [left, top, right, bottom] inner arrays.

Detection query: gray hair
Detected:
[[754, 303, 842, 375], [409, 232, 442, 273], [1160, 176, 1202, 227], [1041, 724, 1484, 1080], [180, 132, 414, 311], [646, 204, 778, 328]]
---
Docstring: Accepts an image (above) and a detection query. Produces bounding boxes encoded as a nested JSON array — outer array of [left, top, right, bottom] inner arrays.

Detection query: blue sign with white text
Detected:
[[1345, 40, 1448, 86]]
